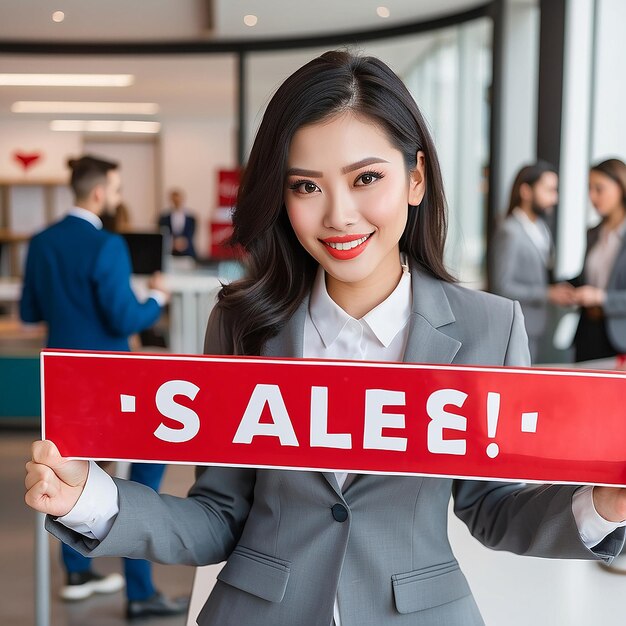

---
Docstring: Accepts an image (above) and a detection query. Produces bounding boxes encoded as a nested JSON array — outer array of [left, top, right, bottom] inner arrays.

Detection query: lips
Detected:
[[320, 233, 374, 260]]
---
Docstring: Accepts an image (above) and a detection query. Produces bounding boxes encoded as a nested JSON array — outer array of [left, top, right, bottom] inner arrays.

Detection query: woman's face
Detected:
[[589, 170, 624, 219], [284, 112, 425, 295]]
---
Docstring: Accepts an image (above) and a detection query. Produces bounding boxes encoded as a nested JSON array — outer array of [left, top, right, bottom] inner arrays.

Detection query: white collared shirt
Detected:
[[170, 209, 187, 235], [68, 206, 103, 229], [306, 264, 412, 626]]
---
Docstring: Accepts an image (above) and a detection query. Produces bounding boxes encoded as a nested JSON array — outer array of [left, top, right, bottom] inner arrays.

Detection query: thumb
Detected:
[[32, 440, 88, 488]]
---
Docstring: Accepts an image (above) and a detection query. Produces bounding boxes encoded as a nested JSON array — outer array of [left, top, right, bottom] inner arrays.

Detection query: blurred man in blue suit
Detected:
[[159, 188, 196, 259], [21, 155, 187, 619]]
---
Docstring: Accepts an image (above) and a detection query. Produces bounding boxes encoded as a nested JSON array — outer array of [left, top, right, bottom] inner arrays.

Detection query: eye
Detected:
[[355, 170, 384, 186], [288, 180, 320, 194]]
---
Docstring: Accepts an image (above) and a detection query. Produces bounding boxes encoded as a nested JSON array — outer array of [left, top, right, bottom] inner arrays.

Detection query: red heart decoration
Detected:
[[13, 151, 43, 171]]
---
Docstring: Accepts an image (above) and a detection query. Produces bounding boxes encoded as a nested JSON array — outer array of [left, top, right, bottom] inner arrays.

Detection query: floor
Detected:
[[2, 428, 625, 626], [1, 428, 195, 626]]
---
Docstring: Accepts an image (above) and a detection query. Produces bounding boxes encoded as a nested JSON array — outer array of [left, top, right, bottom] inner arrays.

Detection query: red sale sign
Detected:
[[41, 350, 626, 486]]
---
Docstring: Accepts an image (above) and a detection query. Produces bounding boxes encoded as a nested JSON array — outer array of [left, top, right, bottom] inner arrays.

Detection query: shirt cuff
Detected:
[[148, 290, 166, 307], [572, 485, 626, 548], [57, 460, 120, 541]]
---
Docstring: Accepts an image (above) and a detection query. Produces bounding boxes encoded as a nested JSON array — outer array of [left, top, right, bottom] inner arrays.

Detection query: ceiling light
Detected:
[[52, 11, 65, 23], [12, 101, 159, 114], [377, 6, 391, 18], [50, 120, 161, 134], [0, 74, 134, 87], [243, 15, 258, 27]]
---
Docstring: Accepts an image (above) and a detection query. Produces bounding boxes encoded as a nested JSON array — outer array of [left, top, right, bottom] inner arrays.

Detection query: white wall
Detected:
[[498, 0, 540, 215], [556, 0, 595, 278], [83, 139, 158, 231], [556, 0, 626, 278], [0, 118, 81, 181], [591, 0, 626, 161]]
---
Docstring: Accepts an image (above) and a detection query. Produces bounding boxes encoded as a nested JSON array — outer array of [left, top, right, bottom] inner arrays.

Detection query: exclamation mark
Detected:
[[486, 392, 500, 458]]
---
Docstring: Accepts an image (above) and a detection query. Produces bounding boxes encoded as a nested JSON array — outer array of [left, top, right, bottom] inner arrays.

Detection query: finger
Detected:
[[24, 479, 51, 513], [32, 440, 64, 469], [25, 463, 56, 492]]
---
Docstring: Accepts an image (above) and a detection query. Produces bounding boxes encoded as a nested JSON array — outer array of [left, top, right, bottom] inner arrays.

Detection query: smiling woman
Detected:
[[222, 50, 453, 354], [26, 49, 626, 626]]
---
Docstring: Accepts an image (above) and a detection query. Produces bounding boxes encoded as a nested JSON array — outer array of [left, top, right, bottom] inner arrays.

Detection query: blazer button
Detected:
[[331, 503, 348, 522]]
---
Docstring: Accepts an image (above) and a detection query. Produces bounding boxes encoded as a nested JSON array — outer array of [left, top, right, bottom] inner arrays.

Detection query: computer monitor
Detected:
[[121, 232, 163, 275]]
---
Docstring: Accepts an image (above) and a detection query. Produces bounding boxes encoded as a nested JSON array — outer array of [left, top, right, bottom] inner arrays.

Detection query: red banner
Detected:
[[41, 350, 626, 486]]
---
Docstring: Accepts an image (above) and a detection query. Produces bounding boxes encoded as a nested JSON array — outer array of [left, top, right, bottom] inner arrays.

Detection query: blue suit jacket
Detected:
[[20, 215, 161, 351], [158, 212, 196, 258]]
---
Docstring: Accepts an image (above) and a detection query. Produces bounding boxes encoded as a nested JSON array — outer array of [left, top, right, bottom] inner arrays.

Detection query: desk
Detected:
[[131, 273, 222, 354], [166, 274, 222, 354]]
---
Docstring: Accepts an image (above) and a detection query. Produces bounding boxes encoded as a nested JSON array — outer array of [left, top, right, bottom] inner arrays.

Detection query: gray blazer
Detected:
[[47, 267, 624, 626], [491, 215, 552, 342]]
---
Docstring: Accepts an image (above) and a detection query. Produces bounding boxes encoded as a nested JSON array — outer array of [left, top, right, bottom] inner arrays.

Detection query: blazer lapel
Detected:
[[608, 237, 626, 289], [403, 267, 461, 365], [260, 296, 343, 495]]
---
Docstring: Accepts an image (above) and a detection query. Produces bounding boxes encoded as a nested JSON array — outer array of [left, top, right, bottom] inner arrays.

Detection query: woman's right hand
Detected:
[[25, 440, 89, 517]]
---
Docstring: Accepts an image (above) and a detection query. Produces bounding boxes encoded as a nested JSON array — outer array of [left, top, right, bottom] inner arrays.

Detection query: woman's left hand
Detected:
[[573, 286, 606, 307], [593, 487, 626, 523]]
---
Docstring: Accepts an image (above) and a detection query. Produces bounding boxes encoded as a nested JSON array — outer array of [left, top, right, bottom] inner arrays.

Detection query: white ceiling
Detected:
[[0, 1, 485, 121], [0, 1, 485, 40]]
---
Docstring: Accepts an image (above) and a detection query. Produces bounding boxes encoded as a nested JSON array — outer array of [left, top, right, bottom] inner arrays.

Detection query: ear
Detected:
[[519, 182, 533, 203], [91, 183, 105, 205], [408, 151, 426, 206]]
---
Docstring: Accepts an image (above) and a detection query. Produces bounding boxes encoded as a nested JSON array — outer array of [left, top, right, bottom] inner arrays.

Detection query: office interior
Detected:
[[1, 1, 625, 624]]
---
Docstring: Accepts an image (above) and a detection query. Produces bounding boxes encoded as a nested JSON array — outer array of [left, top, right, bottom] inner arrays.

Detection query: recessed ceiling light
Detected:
[[377, 6, 391, 18], [244, 14, 258, 27], [50, 120, 161, 134], [12, 101, 159, 114], [0, 74, 134, 87], [52, 11, 65, 23]]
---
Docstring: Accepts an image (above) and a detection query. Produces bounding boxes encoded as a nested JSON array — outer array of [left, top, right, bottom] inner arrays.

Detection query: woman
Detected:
[[26, 52, 626, 626], [571, 159, 626, 362]]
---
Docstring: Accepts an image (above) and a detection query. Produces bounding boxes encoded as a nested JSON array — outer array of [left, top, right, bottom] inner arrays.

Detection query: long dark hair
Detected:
[[590, 158, 626, 210], [506, 160, 557, 216], [219, 50, 453, 355]]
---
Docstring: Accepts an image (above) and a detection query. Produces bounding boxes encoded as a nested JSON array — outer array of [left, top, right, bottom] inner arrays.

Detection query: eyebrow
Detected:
[[285, 157, 390, 179]]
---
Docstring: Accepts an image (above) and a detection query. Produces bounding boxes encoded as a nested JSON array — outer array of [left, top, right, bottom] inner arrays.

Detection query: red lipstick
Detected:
[[320, 233, 373, 260]]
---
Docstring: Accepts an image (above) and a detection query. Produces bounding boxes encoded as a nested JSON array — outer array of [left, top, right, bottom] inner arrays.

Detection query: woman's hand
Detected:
[[548, 283, 576, 306], [593, 487, 626, 523], [573, 286, 606, 307], [25, 440, 89, 517]]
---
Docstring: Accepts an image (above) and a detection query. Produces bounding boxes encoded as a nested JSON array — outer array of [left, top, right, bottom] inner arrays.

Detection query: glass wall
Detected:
[[243, 17, 492, 286]]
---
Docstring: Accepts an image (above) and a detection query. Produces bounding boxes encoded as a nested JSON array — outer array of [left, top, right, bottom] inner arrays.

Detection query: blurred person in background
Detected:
[[159, 188, 197, 259], [20, 155, 187, 619], [491, 161, 574, 362], [102, 201, 131, 233], [569, 158, 626, 363]]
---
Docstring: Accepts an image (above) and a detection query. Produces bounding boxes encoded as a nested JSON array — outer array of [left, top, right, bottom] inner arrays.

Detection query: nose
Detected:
[[323, 188, 358, 230]]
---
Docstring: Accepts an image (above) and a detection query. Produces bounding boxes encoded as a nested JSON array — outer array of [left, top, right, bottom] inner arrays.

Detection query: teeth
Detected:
[[326, 235, 369, 250]]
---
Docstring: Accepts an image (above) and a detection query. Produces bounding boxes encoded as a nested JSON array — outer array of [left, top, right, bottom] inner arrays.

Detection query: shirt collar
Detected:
[[68, 206, 103, 230], [309, 263, 412, 349]]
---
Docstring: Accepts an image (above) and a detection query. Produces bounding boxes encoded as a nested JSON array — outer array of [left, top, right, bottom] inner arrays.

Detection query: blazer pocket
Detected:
[[217, 545, 291, 603], [392, 560, 471, 615]]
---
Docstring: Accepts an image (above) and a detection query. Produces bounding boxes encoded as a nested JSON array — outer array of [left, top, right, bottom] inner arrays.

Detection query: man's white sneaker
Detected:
[[60, 570, 125, 601]]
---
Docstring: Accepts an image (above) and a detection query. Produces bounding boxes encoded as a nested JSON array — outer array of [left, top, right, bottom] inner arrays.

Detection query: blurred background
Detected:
[[1, 1, 625, 625]]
